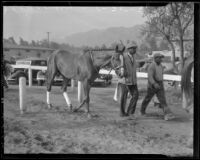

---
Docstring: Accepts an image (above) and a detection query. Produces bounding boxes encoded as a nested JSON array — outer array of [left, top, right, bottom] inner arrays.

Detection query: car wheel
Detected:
[[104, 81, 108, 87], [38, 80, 43, 86], [16, 77, 20, 84]]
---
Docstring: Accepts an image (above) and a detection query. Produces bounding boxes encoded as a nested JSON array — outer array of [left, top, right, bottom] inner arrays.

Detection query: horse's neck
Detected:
[[92, 51, 113, 69]]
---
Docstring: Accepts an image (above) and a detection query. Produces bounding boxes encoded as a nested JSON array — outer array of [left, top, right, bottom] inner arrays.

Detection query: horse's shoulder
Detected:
[[123, 52, 128, 57]]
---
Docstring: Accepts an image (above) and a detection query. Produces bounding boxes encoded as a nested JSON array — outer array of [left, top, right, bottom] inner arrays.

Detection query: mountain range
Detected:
[[55, 24, 144, 47]]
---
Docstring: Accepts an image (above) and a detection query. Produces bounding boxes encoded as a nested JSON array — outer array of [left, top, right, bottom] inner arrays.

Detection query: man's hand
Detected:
[[120, 68, 125, 77], [117, 68, 124, 78], [153, 83, 160, 89]]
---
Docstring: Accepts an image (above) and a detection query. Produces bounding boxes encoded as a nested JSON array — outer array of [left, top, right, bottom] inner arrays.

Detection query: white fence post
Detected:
[[78, 81, 83, 103], [19, 77, 26, 114], [71, 79, 75, 91], [28, 67, 32, 87]]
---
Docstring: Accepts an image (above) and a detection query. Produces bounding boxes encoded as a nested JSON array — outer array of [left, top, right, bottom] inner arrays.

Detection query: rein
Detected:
[[88, 51, 123, 79]]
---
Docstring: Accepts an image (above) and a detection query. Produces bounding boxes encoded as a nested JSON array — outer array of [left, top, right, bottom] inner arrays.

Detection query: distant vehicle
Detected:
[[7, 57, 66, 86], [91, 72, 113, 87], [36, 71, 69, 86], [8, 57, 47, 85]]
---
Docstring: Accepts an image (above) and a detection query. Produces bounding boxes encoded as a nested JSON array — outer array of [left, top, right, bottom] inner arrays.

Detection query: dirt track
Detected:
[[3, 80, 193, 156]]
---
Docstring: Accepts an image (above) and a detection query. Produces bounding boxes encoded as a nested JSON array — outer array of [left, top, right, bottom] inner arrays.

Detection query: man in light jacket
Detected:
[[140, 53, 175, 120]]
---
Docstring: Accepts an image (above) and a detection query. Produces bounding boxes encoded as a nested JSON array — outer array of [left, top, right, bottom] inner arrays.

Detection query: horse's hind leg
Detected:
[[62, 77, 73, 111], [82, 80, 93, 118]]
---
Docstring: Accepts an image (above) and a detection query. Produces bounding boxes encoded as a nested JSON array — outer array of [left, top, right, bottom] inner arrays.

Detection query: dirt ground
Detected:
[[3, 79, 193, 156]]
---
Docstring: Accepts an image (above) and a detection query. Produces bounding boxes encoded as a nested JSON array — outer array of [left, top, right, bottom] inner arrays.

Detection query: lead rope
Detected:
[[89, 51, 124, 80]]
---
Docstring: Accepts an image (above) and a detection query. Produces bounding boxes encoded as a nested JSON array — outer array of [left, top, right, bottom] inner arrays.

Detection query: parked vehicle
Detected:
[[36, 71, 69, 86], [7, 57, 66, 86], [92, 73, 112, 87]]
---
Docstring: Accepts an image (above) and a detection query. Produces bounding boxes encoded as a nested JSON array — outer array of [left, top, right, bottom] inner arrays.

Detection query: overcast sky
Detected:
[[3, 7, 146, 43]]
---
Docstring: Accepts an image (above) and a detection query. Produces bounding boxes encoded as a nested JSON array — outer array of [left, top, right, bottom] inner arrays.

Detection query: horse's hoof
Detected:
[[87, 114, 92, 119], [20, 109, 26, 114], [72, 109, 78, 113], [69, 105, 73, 111], [47, 104, 53, 109], [164, 113, 175, 121], [87, 113, 98, 119]]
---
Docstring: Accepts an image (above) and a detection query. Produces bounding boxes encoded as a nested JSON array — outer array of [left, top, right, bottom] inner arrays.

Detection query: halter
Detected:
[[88, 50, 123, 78]]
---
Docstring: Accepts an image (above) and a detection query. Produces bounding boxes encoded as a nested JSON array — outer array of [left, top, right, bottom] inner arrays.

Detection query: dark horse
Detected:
[[2, 59, 13, 89], [181, 54, 194, 148], [181, 54, 194, 114], [46, 45, 125, 118]]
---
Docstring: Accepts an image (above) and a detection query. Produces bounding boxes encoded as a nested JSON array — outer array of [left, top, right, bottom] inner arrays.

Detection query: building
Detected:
[[146, 49, 190, 62], [3, 43, 55, 62]]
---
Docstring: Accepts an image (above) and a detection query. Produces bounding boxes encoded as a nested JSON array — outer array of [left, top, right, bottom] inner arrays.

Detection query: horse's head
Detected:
[[110, 44, 125, 72]]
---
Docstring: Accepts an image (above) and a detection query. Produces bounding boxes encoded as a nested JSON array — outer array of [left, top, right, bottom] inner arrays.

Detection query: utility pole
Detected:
[[47, 32, 50, 48]]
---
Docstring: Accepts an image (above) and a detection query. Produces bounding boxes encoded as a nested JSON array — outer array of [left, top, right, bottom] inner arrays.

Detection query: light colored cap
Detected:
[[154, 53, 164, 58], [126, 42, 137, 49]]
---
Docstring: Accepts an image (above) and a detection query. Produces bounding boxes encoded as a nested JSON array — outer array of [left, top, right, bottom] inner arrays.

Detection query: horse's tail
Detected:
[[181, 55, 194, 111], [46, 50, 59, 91]]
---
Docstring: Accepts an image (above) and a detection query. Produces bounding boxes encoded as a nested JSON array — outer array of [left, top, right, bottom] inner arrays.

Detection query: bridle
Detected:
[[88, 50, 123, 78]]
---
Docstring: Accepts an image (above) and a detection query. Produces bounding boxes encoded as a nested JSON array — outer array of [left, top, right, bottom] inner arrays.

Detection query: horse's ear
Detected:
[[122, 46, 125, 53], [115, 45, 118, 52], [115, 44, 125, 54]]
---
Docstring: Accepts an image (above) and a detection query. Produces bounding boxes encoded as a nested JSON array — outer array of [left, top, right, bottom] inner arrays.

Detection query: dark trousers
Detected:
[[141, 82, 172, 115], [2, 75, 8, 89], [119, 83, 139, 116]]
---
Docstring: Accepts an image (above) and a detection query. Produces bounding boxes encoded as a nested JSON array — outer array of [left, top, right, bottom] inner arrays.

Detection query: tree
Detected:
[[110, 42, 118, 49], [142, 6, 177, 69], [50, 41, 60, 49], [39, 39, 48, 48], [8, 37, 17, 45], [94, 45, 100, 50], [19, 37, 29, 46], [159, 40, 170, 50], [101, 44, 107, 49], [142, 3, 194, 71], [146, 35, 158, 51], [169, 2, 194, 69], [31, 40, 36, 47], [139, 43, 151, 55], [17, 52, 21, 58], [36, 52, 41, 58]]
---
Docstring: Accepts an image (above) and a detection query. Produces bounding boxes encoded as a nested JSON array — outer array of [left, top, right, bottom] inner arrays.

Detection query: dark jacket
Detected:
[[122, 52, 137, 85]]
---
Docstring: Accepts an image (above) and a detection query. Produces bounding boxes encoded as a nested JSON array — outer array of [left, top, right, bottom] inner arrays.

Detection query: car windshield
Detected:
[[31, 60, 47, 66], [16, 61, 31, 65]]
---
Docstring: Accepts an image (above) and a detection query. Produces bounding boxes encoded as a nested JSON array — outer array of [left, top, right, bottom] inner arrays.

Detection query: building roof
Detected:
[[3, 43, 55, 52], [16, 57, 47, 61]]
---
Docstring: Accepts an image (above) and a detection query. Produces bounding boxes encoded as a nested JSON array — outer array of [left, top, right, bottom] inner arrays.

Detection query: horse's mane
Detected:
[[83, 48, 115, 53], [181, 54, 194, 98], [3, 59, 13, 77]]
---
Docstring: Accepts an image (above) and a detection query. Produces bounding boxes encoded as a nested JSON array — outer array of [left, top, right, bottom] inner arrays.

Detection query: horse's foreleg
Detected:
[[73, 80, 91, 116], [62, 78, 73, 111]]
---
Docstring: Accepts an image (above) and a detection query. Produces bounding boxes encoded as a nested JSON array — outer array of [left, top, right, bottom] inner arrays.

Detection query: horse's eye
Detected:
[[115, 55, 120, 60]]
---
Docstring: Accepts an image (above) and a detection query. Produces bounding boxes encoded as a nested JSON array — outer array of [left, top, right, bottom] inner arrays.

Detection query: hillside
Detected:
[[64, 25, 144, 47]]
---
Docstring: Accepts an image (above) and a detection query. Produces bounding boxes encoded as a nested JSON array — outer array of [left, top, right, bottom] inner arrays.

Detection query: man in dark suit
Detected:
[[118, 42, 139, 119]]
